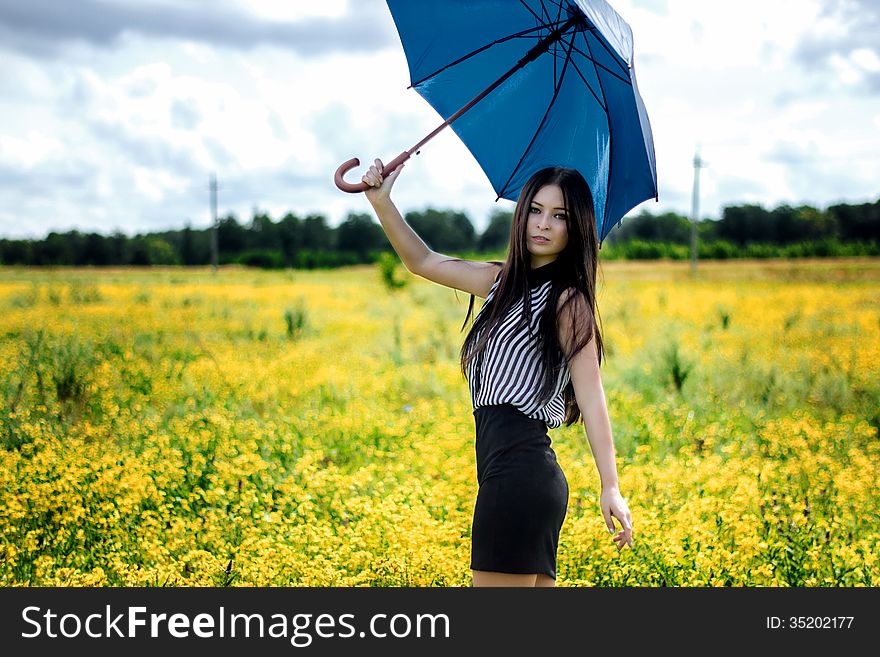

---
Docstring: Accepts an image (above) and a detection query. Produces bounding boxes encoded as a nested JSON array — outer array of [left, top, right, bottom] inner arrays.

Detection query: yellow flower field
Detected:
[[1, 258, 878, 586]]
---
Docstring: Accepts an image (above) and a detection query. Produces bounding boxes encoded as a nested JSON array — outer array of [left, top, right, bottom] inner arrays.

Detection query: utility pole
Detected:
[[690, 144, 707, 276], [209, 173, 219, 273]]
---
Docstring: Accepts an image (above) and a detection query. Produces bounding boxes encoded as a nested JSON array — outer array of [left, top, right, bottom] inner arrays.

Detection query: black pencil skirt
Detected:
[[470, 403, 569, 580]]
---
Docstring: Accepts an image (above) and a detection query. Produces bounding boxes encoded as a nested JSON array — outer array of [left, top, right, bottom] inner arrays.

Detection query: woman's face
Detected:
[[525, 183, 569, 267]]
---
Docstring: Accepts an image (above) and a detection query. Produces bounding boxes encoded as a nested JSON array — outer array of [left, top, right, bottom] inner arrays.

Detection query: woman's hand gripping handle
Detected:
[[334, 151, 410, 193]]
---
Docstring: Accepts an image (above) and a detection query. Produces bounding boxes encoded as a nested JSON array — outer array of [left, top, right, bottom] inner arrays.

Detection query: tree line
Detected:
[[2, 198, 877, 267]]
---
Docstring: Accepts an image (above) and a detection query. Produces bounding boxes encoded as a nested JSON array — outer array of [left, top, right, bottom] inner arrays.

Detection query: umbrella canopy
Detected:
[[387, 0, 657, 243]]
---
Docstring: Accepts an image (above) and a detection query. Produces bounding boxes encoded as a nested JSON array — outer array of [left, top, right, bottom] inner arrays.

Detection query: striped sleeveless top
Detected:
[[467, 258, 571, 429]]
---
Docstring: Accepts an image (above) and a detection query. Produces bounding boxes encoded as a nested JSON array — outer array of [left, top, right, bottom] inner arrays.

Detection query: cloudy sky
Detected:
[[1, 0, 878, 240]]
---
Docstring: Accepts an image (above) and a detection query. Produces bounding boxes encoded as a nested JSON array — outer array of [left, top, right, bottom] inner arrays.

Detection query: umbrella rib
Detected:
[[496, 31, 577, 201], [581, 29, 610, 134], [538, 0, 552, 25], [554, 31, 573, 94], [542, 26, 625, 82], [544, 0, 568, 21], [542, 0, 569, 25], [546, 0, 564, 88], [530, 0, 566, 21], [541, 36, 608, 111], [409, 18, 567, 89], [567, 57, 607, 113], [518, 0, 544, 24], [574, 23, 631, 79], [567, 41, 633, 86], [550, 15, 558, 86]]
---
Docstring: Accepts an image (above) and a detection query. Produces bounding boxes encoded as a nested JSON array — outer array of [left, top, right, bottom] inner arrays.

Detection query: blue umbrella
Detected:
[[334, 0, 658, 244]]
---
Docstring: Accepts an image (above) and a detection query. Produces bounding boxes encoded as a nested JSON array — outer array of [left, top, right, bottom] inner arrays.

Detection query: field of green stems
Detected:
[[1, 257, 878, 586]]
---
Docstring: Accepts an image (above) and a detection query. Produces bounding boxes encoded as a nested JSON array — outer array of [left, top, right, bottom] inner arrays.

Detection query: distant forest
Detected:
[[2, 198, 878, 267]]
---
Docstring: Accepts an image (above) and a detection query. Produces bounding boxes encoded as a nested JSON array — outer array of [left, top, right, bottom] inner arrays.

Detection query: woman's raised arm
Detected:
[[362, 158, 501, 299]]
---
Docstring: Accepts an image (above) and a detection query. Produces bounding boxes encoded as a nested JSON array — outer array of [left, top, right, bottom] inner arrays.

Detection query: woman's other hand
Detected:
[[362, 158, 404, 204], [601, 487, 633, 550]]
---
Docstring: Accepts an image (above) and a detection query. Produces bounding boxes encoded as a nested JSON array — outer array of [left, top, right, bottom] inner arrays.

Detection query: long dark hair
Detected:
[[458, 167, 604, 427]]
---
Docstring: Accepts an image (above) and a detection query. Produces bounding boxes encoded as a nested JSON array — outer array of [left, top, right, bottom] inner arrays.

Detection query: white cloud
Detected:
[[241, 0, 348, 21], [852, 48, 880, 73], [0, 131, 63, 168]]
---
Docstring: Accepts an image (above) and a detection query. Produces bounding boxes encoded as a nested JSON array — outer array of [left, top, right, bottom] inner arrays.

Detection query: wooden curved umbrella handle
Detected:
[[334, 151, 412, 193]]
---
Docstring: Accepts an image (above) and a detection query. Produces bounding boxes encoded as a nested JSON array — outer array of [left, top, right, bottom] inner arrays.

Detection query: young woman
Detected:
[[361, 159, 633, 587]]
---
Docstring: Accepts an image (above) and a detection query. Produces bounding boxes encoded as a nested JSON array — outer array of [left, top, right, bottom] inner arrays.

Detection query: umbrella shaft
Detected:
[[408, 15, 580, 156]]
